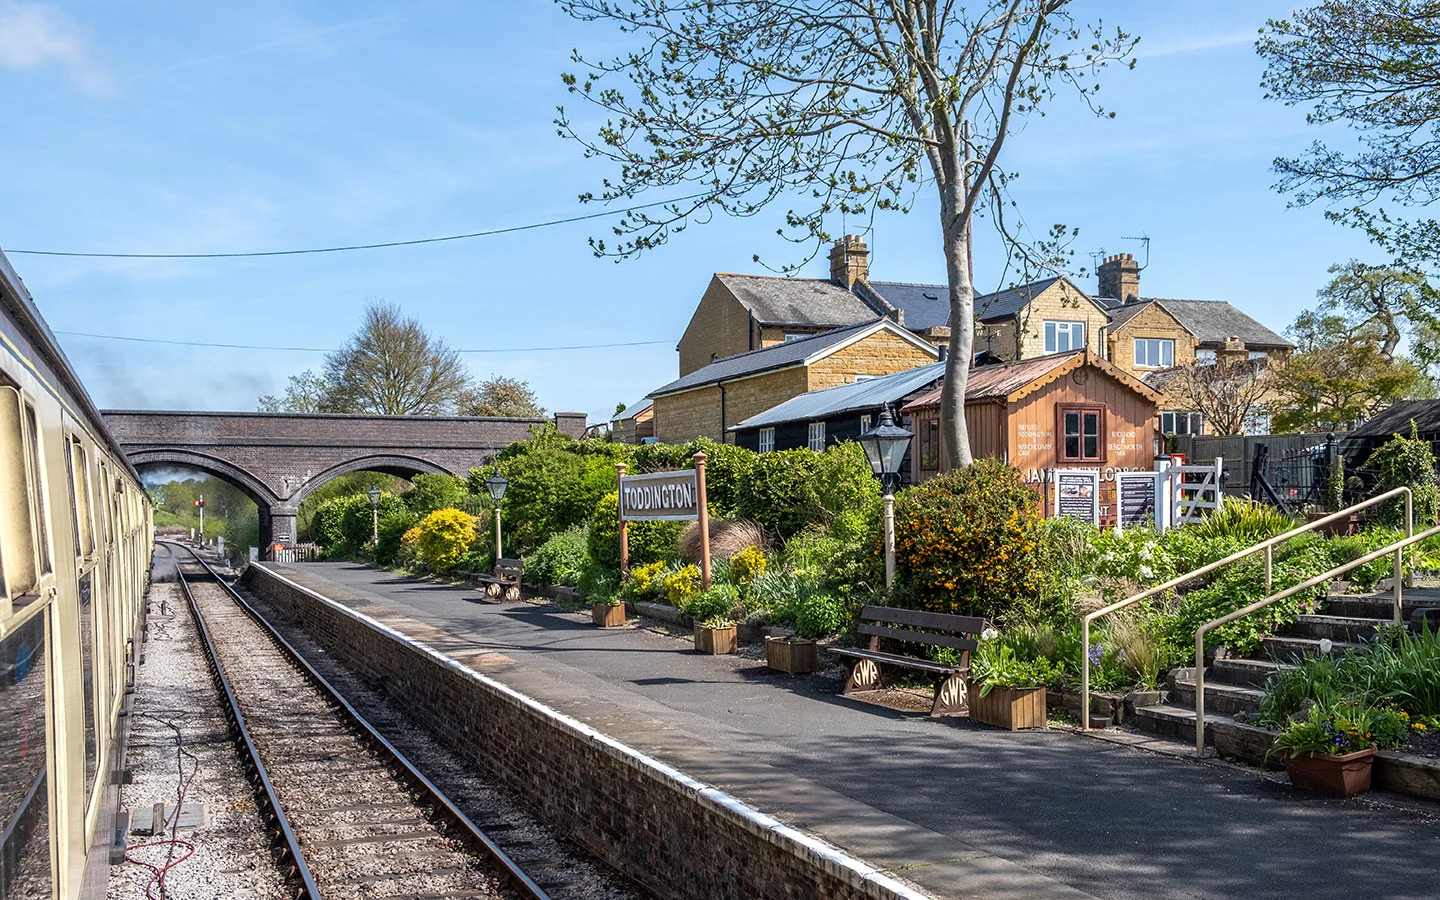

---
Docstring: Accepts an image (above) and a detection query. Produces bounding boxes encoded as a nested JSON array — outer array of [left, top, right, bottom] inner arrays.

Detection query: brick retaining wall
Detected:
[[242, 564, 927, 900]]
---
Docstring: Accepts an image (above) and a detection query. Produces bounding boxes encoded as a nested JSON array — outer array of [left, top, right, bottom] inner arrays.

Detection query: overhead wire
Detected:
[[52, 330, 672, 353]]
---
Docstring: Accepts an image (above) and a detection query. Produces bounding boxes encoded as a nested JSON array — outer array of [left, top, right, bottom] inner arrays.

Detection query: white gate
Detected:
[[1168, 457, 1224, 527]]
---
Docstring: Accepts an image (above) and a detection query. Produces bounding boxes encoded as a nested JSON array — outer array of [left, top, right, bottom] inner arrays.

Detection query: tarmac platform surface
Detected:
[[268, 562, 1440, 900]]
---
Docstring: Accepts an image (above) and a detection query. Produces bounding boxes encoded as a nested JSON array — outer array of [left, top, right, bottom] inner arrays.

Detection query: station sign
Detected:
[[619, 470, 701, 521]]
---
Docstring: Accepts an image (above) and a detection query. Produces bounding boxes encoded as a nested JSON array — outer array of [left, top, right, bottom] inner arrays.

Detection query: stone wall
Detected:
[[242, 565, 925, 900], [1107, 303, 1198, 376], [806, 329, 937, 390], [1015, 281, 1111, 360], [677, 277, 754, 376]]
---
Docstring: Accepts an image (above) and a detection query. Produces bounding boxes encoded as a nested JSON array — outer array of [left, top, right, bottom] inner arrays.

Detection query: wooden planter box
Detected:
[[1283, 748, 1375, 798], [593, 603, 626, 628], [1307, 511, 1359, 538], [967, 683, 1047, 731], [694, 623, 738, 655], [764, 636, 817, 674]]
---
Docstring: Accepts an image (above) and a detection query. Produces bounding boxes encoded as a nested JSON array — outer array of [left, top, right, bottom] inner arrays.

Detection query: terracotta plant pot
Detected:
[[1283, 748, 1375, 798], [967, 683, 1046, 731], [764, 636, 817, 674], [593, 603, 626, 627], [693, 623, 738, 655]]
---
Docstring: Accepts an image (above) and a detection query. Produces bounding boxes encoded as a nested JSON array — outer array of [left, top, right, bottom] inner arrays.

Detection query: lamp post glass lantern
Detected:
[[858, 405, 913, 589], [485, 474, 508, 560], [367, 484, 381, 547]]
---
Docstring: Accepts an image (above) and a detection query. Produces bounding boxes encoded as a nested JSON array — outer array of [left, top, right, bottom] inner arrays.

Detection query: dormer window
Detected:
[[1133, 338, 1174, 368]]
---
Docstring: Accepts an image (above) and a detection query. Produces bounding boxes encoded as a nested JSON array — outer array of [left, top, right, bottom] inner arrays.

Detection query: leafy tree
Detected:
[[403, 473, 471, 517], [258, 370, 332, 413], [1270, 340, 1424, 433], [1258, 3, 1440, 262], [459, 375, 545, 417], [1313, 261, 1438, 364], [557, 0, 1136, 468], [1163, 357, 1273, 437]]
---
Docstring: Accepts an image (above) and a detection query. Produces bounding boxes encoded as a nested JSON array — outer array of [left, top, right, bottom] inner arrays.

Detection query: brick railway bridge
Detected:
[[102, 409, 588, 547]]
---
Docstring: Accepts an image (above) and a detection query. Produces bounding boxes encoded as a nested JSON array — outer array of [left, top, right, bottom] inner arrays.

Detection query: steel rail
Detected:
[[1080, 486, 1413, 730], [169, 544, 322, 900], [1191, 521, 1440, 757], [167, 542, 552, 900]]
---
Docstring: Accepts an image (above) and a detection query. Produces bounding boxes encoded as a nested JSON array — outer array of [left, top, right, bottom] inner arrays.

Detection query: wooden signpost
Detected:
[[617, 452, 711, 588]]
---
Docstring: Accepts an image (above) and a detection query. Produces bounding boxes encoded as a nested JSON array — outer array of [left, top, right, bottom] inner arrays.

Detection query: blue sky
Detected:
[[0, 1, 1376, 423]]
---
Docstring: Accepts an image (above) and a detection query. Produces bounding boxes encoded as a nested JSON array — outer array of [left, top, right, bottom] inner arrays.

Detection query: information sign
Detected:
[[1054, 469, 1101, 525], [1116, 472, 1158, 531]]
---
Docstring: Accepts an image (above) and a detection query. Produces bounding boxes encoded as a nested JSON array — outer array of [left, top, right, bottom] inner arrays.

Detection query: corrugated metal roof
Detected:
[[651, 319, 908, 397], [902, 352, 1081, 410], [611, 397, 653, 423], [729, 362, 946, 430], [1351, 399, 1440, 438]]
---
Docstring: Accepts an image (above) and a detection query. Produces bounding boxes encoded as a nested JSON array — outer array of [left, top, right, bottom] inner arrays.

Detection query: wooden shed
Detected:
[[901, 351, 1163, 520]]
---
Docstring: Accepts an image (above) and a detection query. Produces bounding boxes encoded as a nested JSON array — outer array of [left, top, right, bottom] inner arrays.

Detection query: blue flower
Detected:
[[1088, 643, 1104, 666]]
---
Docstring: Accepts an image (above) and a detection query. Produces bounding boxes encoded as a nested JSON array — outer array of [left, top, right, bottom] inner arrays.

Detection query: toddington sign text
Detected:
[[619, 470, 700, 521]]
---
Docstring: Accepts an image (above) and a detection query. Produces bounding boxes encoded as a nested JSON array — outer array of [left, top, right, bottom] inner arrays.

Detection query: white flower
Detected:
[[1138, 565, 1154, 581], [981, 627, 999, 641], [1138, 545, 1154, 561], [1319, 638, 1333, 654]]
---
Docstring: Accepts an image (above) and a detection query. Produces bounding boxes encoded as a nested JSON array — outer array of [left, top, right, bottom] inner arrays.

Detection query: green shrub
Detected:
[[1188, 496, 1297, 545], [527, 526, 589, 587], [1367, 423, 1440, 527], [415, 508, 477, 570], [494, 450, 618, 554], [783, 503, 882, 596], [310, 492, 409, 557], [404, 473, 470, 517], [971, 639, 1063, 695], [578, 558, 620, 602], [743, 567, 821, 626], [736, 443, 877, 541], [587, 491, 683, 571], [683, 583, 739, 626], [795, 592, 848, 639], [686, 438, 756, 517], [374, 510, 419, 566], [890, 459, 1045, 624]]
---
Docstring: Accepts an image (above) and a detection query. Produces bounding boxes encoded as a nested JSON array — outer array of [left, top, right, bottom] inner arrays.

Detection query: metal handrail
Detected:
[[1080, 486, 1413, 730], [1192, 520, 1440, 756]]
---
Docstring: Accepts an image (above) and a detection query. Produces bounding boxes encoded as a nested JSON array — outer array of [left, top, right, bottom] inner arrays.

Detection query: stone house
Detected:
[[650, 319, 939, 444]]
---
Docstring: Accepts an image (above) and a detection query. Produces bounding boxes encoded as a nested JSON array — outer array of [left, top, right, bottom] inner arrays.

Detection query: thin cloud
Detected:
[[0, 1, 113, 95], [1134, 30, 1257, 60], [146, 8, 416, 77]]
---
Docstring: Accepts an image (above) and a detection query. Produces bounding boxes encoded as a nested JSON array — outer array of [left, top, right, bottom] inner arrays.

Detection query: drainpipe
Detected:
[[718, 383, 727, 442]]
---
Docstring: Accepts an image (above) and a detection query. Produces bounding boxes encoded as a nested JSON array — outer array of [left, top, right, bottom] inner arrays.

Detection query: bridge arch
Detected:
[[128, 448, 282, 509], [290, 454, 458, 507]]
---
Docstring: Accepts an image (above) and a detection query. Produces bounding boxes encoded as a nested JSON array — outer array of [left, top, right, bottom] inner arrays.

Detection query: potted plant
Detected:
[[686, 585, 739, 655], [765, 634, 817, 674], [592, 597, 626, 628], [967, 631, 1057, 731], [1270, 703, 1387, 798]]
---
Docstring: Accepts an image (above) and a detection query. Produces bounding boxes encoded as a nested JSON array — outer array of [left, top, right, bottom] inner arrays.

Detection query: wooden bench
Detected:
[[474, 558, 523, 601], [832, 605, 984, 717]]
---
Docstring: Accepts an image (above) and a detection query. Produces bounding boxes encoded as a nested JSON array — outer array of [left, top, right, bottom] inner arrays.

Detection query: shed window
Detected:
[[807, 422, 826, 452], [1133, 338, 1174, 368], [758, 427, 775, 454], [1044, 321, 1086, 353], [859, 414, 872, 434], [1059, 405, 1105, 462]]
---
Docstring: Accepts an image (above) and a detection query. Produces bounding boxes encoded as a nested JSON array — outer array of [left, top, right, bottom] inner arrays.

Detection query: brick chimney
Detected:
[[1097, 252, 1141, 304], [829, 234, 869, 287]]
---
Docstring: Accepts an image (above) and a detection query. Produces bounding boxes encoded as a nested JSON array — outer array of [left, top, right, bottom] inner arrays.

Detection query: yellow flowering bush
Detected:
[[664, 564, 701, 607], [890, 459, 1045, 623], [730, 545, 767, 588], [415, 508, 478, 570], [622, 560, 668, 599]]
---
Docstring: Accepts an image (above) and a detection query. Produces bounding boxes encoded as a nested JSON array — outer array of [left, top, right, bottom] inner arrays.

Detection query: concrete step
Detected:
[[1287, 614, 1387, 643], [1167, 676, 1267, 717], [1260, 634, 1366, 662], [1322, 593, 1420, 621], [1132, 703, 1228, 746], [1209, 656, 1291, 688]]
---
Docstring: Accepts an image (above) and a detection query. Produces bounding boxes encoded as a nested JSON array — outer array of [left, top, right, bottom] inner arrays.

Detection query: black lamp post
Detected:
[[367, 483, 381, 547], [485, 473, 509, 559], [858, 404, 913, 588]]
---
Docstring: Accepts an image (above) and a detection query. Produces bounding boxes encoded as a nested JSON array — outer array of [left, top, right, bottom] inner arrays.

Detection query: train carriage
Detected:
[[1, 248, 152, 900]]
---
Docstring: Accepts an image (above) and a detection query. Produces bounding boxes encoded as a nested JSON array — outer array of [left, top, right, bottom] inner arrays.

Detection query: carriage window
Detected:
[[67, 437, 95, 559], [1059, 405, 1105, 462], [23, 404, 51, 580], [0, 386, 37, 608], [77, 572, 98, 799], [0, 613, 52, 898]]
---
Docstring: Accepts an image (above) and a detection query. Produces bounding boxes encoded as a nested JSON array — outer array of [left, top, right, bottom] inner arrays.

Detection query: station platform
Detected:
[[265, 562, 1440, 900]]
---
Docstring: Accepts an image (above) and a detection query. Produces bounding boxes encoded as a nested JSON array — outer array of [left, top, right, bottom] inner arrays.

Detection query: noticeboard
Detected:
[[1116, 472, 1158, 531], [619, 469, 701, 521], [1053, 469, 1100, 525]]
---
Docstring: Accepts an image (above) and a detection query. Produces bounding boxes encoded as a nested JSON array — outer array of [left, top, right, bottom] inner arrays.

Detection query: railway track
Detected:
[[167, 543, 551, 900]]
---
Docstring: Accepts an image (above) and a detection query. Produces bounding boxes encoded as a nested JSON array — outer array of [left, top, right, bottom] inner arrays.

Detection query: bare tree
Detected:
[[322, 302, 472, 416], [1164, 358, 1273, 437], [557, 1, 1135, 467], [459, 375, 546, 417]]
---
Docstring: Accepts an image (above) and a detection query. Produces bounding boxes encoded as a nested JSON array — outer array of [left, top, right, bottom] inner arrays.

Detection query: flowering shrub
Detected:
[[620, 560, 668, 599], [415, 508, 477, 570], [730, 545, 767, 589], [1271, 701, 1409, 758], [664, 564, 701, 606], [890, 459, 1044, 623]]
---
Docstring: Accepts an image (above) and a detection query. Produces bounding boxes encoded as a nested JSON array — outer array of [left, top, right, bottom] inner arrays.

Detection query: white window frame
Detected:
[[1133, 338, 1174, 368], [1044, 320, 1086, 353], [1243, 410, 1272, 435], [758, 427, 775, 454], [852, 374, 875, 383], [1161, 410, 1203, 435], [807, 421, 826, 452], [1248, 350, 1267, 360], [859, 414, 872, 433], [1196, 349, 1217, 364]]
